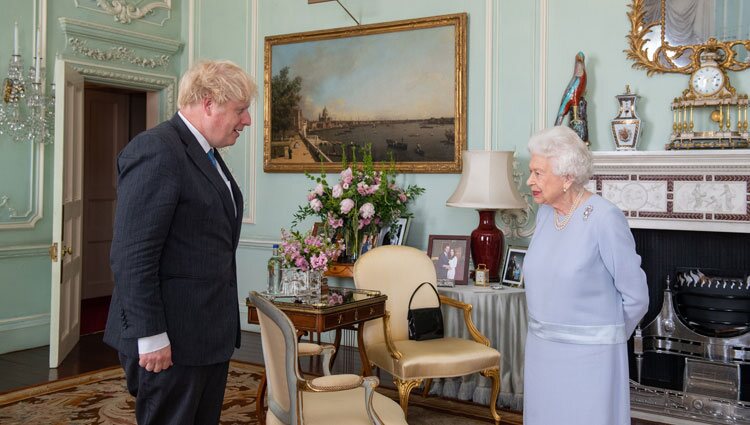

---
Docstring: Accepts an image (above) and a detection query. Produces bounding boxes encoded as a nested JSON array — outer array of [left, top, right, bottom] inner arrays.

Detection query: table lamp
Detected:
[[446, 151, 525, 282]]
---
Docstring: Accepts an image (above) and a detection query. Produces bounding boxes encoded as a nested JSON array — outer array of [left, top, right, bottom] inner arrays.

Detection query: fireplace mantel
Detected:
[[589, 150, 750, 234]]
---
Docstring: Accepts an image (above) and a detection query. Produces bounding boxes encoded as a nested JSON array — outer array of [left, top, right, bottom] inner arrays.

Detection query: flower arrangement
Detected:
[[279, 228, 342, 272], [293, 146, 424, 260]]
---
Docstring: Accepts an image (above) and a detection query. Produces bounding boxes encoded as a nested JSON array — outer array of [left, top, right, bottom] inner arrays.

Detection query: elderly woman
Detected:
[[522, 126, 649, 425]]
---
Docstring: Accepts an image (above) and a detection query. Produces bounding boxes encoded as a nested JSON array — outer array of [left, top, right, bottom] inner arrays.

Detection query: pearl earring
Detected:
[[563, 187, 567, 193]]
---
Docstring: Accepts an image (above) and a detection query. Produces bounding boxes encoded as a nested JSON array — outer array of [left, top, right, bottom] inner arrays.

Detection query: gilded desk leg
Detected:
[[480, 367, 502, 425], [395, 378, 422, 417], [257, 372, 267, 425], [357, 322, 374, 376]]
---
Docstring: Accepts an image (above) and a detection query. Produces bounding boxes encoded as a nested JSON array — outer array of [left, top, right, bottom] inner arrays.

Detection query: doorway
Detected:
[[79, 84, 147, 335]]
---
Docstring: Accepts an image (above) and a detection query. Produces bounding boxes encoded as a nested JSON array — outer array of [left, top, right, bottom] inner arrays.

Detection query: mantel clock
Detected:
[[669, 52, 749, 150]]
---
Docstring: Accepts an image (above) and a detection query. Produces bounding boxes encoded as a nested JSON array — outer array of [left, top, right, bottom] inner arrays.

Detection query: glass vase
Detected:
[[280, 268, 323, 299]]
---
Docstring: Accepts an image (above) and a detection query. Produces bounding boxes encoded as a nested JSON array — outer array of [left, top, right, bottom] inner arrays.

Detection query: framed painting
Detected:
[[263, 13, 467, 173], [377, 217, 411, 246], [427, 235, 470, 285], [502, 246, 527, 287]]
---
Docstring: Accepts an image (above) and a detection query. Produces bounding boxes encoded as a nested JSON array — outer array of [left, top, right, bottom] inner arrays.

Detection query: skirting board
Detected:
[[0, 314, 50, 355]]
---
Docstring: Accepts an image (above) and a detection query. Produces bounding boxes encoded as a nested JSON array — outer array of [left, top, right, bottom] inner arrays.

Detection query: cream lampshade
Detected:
[[447, 151, 525, 282]]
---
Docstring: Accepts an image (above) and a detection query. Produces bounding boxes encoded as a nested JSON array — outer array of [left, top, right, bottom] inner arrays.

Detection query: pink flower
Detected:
[[340, 168, 353, 186], [332, 184, 343, 198], [295, 256, 309, 271], [360, 202, 375, 219], [307, 192, 317, 201], [340, 198, 354, 214], [314, 183, 324, 196], [327, 213, 343, 229], [398, 192, 408, 203], [358, 217, 372, 229], [357, 182, 369, 195], [310, 198, 322, 212]]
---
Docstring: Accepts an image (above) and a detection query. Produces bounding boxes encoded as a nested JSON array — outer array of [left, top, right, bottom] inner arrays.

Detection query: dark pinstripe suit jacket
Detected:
[[104, 113, 243, 366]]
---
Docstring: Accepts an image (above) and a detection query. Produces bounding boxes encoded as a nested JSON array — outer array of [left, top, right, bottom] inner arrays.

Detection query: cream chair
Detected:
[[353, 245, 502, 424], [249, 292, 407, 425]]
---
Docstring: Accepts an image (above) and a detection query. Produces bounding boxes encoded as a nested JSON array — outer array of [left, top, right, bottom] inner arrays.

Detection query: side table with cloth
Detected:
[[436, 284, 527, 410]]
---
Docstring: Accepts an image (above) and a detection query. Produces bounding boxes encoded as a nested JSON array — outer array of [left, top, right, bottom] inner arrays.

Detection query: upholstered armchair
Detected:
[[249, 292, 407, 425], [353, 245, 502, 424]]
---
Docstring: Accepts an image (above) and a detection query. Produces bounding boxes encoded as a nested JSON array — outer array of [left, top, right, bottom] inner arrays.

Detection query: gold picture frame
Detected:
[[263, 13, 467, 173]]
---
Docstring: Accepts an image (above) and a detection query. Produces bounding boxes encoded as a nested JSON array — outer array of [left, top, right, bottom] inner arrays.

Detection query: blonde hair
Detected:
[[527, 126, 592, 185], [177, 60, 258, 109]]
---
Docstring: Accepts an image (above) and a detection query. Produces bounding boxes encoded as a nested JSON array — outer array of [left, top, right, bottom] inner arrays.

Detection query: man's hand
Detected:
[[139, 345, 173, 373]]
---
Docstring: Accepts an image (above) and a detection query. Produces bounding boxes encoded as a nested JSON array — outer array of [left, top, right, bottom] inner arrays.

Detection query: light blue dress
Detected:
[[522, 194, 649, 425]]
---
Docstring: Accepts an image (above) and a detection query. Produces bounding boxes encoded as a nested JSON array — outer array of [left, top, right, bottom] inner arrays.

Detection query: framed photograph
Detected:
[[427, 235, 470, 285], [311, 221, 323, 236], [502, 246, 527, 287], [377, 217, 411, 246], [263, 13, 467, 173]]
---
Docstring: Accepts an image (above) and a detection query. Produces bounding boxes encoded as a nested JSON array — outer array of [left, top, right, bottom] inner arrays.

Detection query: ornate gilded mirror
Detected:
[[626, 0, 750, 75]]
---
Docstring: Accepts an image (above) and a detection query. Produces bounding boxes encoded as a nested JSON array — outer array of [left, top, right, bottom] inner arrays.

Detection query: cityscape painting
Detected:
[[263, 13, 467, 173]]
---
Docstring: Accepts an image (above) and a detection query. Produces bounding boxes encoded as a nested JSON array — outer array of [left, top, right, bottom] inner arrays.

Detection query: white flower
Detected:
[[359, 202, 375, 219], [310, 198, 322, 212], [314, 183, 324, 196], [332, 184, 343, 198]]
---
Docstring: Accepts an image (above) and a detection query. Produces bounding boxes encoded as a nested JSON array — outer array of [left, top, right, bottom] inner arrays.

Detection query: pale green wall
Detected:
[[2, 0, 749, 352], [0, 0, 184, 354]]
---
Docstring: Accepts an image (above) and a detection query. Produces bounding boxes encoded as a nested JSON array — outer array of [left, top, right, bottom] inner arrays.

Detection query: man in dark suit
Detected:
[[104, 60, 257, 425], [436, 244, 451, 279]]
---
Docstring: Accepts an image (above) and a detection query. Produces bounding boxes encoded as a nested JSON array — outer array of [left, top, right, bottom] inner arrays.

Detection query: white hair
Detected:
[[527, 126, 592, 185]]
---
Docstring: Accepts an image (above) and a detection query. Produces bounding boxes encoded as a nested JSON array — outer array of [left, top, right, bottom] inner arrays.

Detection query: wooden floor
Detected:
[[0, 331, 362, 394], [0, 332, 664, 424]]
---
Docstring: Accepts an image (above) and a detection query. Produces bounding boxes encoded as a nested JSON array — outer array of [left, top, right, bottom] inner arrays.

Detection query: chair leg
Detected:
[[257, 372, 267, 425], [421, 378, 432, 397], [394, 378, 422, 417], [480, 367, 502, 425]]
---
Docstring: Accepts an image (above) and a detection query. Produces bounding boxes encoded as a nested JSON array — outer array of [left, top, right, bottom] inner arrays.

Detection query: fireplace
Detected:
[[590, 151, 750, 424]]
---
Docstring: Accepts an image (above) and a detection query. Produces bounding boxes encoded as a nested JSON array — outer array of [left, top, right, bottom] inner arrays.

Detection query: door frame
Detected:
[[49, 59, 176, 368]]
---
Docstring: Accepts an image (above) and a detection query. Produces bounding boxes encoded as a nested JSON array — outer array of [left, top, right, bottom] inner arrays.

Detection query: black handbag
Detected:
[[407, 282, 444, 341]]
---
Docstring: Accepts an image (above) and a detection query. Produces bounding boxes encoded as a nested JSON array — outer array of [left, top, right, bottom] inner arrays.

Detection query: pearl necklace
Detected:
[[554, 190, 584, 230]]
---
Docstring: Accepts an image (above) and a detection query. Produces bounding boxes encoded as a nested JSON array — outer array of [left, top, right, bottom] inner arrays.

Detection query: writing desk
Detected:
[[437, 284, 528, 410]]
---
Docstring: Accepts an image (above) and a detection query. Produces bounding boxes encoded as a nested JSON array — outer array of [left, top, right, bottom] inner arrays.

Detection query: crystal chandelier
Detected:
[[0, 22, 54, 144]]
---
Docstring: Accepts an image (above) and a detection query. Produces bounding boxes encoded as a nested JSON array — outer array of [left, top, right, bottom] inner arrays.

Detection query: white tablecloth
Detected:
[[435, 284, 527, 410]]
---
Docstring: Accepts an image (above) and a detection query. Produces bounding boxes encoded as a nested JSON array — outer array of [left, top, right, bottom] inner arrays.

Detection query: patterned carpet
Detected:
[[0, 361, 522, 424]]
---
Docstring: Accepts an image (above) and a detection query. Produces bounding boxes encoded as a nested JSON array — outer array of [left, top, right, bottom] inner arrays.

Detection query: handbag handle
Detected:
[[408, 281, 441, 310]]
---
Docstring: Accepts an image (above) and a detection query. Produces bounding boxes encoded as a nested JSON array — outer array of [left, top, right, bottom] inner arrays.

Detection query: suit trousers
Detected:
[[119, 353, 230, 425]]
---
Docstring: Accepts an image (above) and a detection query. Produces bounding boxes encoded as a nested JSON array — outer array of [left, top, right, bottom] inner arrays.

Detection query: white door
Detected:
[[49, 60, 84, 368]]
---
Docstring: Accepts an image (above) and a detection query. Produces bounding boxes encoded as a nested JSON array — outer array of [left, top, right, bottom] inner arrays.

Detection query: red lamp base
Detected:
[[470, 210, 504, 282]]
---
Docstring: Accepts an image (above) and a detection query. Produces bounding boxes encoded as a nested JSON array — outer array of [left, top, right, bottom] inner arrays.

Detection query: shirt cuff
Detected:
[[137, 332, 170, 354]]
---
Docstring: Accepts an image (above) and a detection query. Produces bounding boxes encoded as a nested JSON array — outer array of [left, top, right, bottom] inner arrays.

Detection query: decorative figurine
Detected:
[[610, 85, 642, 151], [554, 51, 589, 146]]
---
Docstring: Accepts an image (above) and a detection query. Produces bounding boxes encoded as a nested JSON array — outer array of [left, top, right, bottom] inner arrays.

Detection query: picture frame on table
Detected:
[[427, 235, 470, 285], [263, 13, 467, 173], [377, 217, 411, 246], [502, 246, 527, 287]]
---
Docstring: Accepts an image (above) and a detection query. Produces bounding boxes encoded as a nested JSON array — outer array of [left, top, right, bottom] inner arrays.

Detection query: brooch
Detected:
[[582, 205, 593, 221]]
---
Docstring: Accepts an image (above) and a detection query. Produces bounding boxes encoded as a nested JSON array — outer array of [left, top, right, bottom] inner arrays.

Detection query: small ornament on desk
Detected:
[[474, 264, 488, 286], [610, 85, 642, 151]]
